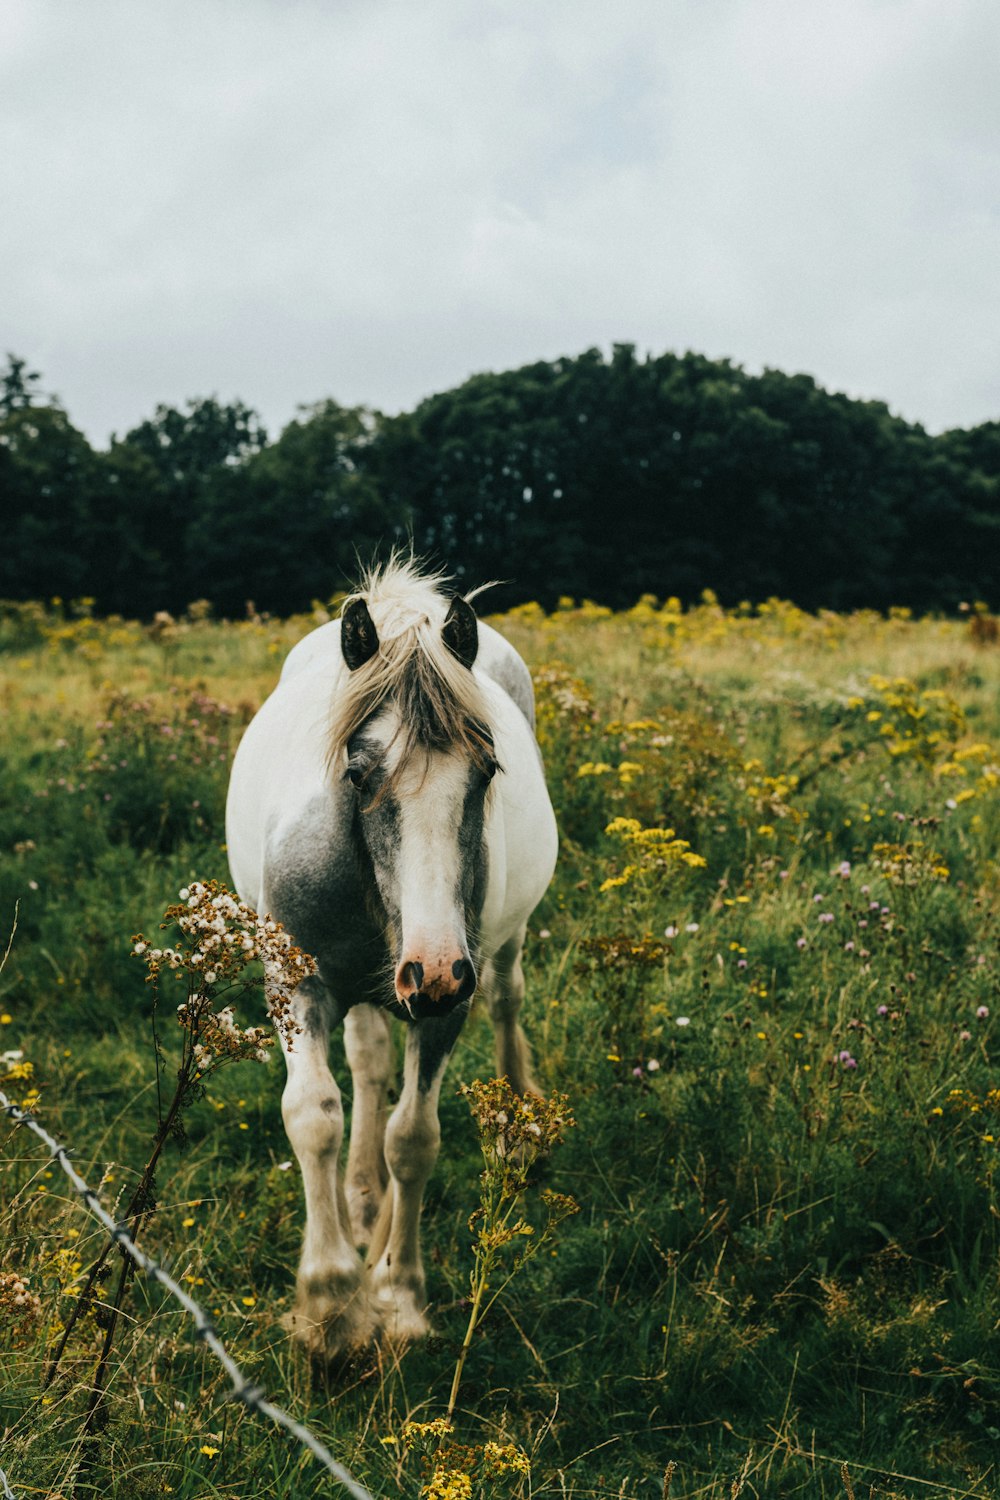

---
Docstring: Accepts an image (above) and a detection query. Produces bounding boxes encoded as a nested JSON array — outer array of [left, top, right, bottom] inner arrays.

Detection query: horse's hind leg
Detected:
[[485, 927, 538, 1096], [278, 976, 377, 1360], [343, 1003, 393, 1249]]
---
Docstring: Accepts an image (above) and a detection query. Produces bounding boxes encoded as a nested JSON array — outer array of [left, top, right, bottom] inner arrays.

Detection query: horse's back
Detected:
[[474, 622, 537, 729]]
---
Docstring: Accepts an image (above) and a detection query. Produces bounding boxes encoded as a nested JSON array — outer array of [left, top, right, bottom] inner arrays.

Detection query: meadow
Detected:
[[1, 592, 999, 1500]]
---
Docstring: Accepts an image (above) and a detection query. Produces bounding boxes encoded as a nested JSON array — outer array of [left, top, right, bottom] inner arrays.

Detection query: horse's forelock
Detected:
[[327, 570, 495, 785]]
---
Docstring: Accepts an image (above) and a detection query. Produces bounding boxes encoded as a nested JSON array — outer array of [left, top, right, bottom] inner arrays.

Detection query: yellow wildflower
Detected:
[[576, 761, 613, 777], [423, 1471, 472, 1500], [483, 1441, 531, 1475]]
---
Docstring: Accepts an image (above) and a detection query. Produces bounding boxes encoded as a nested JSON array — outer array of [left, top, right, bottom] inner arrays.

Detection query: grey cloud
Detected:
[[1, 0, 997, 443]]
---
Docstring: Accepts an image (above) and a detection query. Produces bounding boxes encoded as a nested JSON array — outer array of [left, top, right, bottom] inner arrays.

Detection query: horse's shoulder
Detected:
[[263, 795, 381, 957]]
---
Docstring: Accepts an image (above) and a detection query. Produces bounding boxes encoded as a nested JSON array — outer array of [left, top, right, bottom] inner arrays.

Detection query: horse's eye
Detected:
[[482, 757, 499, 782], [345, 763, 366, 789]]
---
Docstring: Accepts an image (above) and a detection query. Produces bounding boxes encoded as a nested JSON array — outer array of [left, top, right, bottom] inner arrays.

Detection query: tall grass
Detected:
[[1, 594, 999, 1497]]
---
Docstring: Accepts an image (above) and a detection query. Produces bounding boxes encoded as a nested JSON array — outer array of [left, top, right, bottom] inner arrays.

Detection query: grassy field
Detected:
[[1, 593, 999, 1500]]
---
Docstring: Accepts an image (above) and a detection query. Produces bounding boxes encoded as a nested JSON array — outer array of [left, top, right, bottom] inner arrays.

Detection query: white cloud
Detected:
[[1, 0, 997, 443]]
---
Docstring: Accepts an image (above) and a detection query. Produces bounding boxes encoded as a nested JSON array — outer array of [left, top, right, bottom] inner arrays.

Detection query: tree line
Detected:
[[1, 345, 997, 617]]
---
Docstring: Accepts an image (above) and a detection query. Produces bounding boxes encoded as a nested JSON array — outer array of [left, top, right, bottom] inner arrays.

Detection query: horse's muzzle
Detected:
[[394, 955, 477, 1018]]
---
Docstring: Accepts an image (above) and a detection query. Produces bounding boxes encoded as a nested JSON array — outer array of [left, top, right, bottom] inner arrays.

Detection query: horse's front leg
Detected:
[[279, 977, 377, 1359], [368, 1010, 467, 1342], [343, 1002, 393, 1248]]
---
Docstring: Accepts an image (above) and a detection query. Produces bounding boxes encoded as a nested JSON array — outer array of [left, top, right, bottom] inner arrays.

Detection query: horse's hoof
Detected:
[[282, 1284, 379, 1367], [372, 1288, 432, 1347], [307, 1342, 380, 1390]]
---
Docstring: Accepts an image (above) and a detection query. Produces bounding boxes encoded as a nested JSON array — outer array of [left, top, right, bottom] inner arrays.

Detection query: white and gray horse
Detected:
[[225, 561, 557, 1356]]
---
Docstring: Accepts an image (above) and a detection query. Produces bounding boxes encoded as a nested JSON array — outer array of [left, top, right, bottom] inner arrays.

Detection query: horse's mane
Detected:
[[327, 558, 496, 785]]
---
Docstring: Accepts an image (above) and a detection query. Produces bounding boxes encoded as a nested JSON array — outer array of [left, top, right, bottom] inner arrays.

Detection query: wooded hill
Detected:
[[1, 346, 997, 616]]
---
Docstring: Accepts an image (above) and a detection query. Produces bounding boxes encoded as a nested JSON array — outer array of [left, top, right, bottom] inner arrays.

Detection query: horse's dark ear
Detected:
[[341, 597, 379, 671], [442, 596, 478, 669]]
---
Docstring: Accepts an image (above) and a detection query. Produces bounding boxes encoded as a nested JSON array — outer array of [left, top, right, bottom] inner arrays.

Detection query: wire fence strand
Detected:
[[0, 1090, 374, 1500]]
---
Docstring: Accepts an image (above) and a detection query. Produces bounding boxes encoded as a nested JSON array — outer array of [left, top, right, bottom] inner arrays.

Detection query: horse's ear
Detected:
[[341, 597, 380, 671], [442, 596, 478, 669]]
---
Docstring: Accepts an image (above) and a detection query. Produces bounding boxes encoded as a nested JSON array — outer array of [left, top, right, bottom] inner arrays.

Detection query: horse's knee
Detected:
[[384, 1107, 440, 1184], [488, 968, 525, 1020], [488, 990, 523, 1025], [282, 1080, 344, 1160]]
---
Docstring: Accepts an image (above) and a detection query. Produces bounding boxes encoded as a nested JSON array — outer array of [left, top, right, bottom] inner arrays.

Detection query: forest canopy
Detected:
[[1, 346, 997, 617]]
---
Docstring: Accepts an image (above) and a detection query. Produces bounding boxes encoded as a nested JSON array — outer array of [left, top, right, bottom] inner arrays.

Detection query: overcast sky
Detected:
[[2, 0, 998, 447]]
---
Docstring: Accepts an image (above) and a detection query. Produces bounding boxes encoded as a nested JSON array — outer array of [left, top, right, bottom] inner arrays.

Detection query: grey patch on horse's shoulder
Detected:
[[263, 796, 391, 1019]]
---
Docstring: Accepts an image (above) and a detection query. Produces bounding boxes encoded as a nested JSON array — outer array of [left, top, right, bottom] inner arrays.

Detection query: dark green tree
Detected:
[[183, 400, 407, 614], [85, 442, 172, 616], [1, 348, 996, 616], [374, 346, 999, 611], [0, 404, 97, 601], [0, 353, 45, 416]]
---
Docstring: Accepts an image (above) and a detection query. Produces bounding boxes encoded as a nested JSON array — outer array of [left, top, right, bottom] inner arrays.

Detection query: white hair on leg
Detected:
[[278, 981, 376, 1358], [367, 1017, 462, 1342], [343, 1004, 394, 1249]]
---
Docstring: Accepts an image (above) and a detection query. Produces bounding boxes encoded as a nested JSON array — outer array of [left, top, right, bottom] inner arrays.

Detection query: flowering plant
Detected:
[[48, 882, 315, 1419], [447, 1077, 578, 1420], [133, 879, 314, 1072]]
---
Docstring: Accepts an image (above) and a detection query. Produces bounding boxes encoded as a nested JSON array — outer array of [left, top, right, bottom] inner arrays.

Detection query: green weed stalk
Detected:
[[447, 1078, 578, 1421]]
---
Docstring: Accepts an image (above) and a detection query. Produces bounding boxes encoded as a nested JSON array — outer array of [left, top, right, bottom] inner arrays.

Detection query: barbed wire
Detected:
[[0, 1090, 374, 1500]]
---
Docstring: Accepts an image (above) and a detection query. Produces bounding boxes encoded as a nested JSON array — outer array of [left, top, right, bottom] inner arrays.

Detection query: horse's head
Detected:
[[338, 593, 498, 1021]]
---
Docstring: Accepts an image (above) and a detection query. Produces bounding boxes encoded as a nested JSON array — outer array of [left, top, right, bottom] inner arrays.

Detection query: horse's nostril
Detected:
[[453, 958, 477, 1001], [399, 960, 423, 994]]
